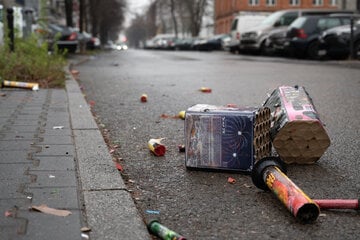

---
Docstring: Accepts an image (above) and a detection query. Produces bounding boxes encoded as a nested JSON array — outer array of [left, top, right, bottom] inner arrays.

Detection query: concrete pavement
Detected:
[[0, 59, 150, 239]]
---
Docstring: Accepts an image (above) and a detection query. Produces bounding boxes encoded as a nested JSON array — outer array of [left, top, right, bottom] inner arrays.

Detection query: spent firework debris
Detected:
[[140, 94, 148, 102], [148, 138, 166, 156], [178, 111, 186, 120], [178, 144, 185, 152], [252, 157, 320, 223], [199, 87, 212, 93], [227, 177, 236, 184], [2, 80, 39, 91]]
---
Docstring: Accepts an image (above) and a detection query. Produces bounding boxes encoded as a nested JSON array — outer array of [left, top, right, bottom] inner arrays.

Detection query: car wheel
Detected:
[[354, 41, 360, 60], [307, 41, 322, 60]]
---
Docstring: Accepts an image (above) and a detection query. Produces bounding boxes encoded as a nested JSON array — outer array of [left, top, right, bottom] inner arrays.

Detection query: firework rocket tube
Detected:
[[148, 138, 166, 156], [252, 157, 320, 223], [314, 199, 359, 210], [147, 220, 187, 240], [2, 80, 39, 90]]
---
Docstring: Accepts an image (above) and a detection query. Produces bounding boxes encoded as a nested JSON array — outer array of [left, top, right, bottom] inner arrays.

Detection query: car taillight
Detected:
[[68, 32, 77, 41], [296, 29, 307, 39], [236, 32, 240, 40]]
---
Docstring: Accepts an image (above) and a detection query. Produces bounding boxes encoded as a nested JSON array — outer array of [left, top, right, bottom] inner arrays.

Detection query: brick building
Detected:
[[215, 0, 356, 34]]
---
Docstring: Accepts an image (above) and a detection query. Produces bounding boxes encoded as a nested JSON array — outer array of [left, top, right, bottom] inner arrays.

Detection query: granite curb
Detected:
[[65, 63, 151, 239]]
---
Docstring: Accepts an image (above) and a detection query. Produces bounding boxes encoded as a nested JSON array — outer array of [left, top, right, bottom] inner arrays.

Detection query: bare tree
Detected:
[[169, 0, 179, 37], [87, 0, 126, 45], [184, 0, 208, 36], [64, 0, 73, 27]]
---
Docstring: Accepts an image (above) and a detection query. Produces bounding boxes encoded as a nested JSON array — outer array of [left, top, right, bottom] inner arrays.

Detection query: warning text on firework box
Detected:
[[185, 104, 255, 172]]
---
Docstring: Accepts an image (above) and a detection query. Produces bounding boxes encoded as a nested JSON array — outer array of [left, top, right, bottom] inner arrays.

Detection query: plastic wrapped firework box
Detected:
[[263, 85, 330, 164], [185, 104, 271, 172]]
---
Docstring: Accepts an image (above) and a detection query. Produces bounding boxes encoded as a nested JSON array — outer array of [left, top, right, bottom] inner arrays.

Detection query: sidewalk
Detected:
[[0, 60, 150, 239]]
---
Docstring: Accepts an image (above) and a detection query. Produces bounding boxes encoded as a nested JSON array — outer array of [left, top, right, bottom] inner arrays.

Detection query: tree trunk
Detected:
[[170, 0, 178, 38], [65, 0, 73, 27]]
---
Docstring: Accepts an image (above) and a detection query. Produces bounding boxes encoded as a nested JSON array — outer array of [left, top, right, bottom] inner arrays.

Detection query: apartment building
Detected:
[[215, 0, 358, 34]]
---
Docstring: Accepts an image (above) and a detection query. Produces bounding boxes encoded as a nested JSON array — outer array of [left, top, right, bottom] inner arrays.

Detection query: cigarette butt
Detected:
[[140, 94, 148, 102]]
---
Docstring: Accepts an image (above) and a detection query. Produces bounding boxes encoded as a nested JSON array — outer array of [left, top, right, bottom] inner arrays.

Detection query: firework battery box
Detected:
[[185, 104, 271, 172], [263, 86, 330, 164]]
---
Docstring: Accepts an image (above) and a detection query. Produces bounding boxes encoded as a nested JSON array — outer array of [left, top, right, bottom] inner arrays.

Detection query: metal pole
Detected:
[[349, 16, 354, 59]]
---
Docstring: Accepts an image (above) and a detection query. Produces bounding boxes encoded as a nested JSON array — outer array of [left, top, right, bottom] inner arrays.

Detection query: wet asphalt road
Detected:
[[75, 49, 360, 240]]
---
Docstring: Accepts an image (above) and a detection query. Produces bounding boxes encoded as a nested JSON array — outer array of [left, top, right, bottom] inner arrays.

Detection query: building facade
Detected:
[[215, 0, 359, 34]]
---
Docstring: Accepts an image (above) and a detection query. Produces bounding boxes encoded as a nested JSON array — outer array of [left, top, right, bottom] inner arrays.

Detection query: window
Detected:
[[289, 0, 300, 6], [266, 0, 276, 6], [249, 0, 259, 6], [330, 0, 337, 6], [313, 0, 323, 6]]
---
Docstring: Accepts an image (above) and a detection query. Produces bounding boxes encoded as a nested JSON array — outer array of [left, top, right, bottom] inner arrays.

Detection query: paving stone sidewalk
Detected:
[[0, 66, 150, 239]]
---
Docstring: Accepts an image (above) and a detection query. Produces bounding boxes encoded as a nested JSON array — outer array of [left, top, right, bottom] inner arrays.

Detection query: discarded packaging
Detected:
[[252, 157, 320, 223], [147, 220, 187, 240], [263, 85, 330, 164], [141, 94, 148, 102], [2, 80, 39, 91], [148, 138, 166, 156], [185, 104, 271, 172]]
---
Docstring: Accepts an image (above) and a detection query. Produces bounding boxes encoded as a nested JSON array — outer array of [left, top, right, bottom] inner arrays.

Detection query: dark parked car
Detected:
[[318, 19, 360, 60], [284, 15, 352, 59], [193, 34, 231, 51], [47, 24, 78, 53], [174, 38, 195, 51]]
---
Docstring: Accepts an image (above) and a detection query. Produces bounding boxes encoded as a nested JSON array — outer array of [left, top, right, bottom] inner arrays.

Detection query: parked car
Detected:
[[144, 34, 177, 50], [46, 23, 78, 53], [227, 12, 269, 53], [264, 27, 289, 55], [318, 18, 360, 60], [174, 38, 196, 51], [240, 9, 353, 54], [284, 14, 352, 59], [194, 34, 231, 51], [76, 30, 100, 50]]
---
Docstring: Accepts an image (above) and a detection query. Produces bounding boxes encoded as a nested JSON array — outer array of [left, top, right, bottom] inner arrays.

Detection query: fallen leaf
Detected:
[[31, 204, 72, 217]]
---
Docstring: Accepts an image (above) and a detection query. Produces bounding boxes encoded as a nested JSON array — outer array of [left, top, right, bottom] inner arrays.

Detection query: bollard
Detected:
[[252, 157, 320, 223], [7, 8, 14, 52], [147, 220, 187, 240]]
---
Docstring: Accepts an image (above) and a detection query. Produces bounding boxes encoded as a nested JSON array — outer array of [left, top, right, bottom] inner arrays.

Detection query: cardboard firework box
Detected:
[[263, 86, 331, 164], [185, 104, 271, 172]]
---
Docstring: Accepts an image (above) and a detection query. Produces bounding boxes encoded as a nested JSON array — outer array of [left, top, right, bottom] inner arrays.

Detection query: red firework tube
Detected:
[[140, 94, 148, 102], [252, 157, 320, 223], [314, 199, 359, 210], [148, 138, 166, 156]]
